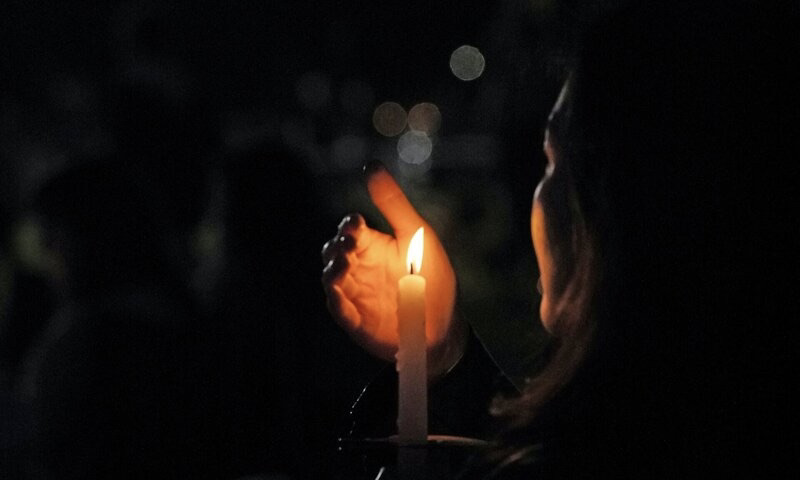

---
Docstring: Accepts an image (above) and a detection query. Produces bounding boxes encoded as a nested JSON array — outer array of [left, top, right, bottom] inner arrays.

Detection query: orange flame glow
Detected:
[[406, 227, 424, 274]]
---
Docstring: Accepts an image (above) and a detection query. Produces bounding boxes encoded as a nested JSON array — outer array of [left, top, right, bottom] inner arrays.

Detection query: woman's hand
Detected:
[[321, 165, 467, 380]]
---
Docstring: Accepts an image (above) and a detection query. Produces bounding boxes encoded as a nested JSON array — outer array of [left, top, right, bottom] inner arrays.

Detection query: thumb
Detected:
[[365, 162, 424, 237]]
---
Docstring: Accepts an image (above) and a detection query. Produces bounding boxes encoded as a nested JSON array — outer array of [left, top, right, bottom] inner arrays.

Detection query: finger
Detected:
[[365, 163, 424, 237], [324, 284, 362, 332], [321, 253, 349, 285], [337, 213, 374, 254], [337, 261, 362, 300], [337, 213, 364, 235], [321, 233, 356, 266]]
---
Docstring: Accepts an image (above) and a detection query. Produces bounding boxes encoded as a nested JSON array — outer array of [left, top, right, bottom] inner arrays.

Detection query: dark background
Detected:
[[0, 0, 625, 382], [0, 3, 624, 472]]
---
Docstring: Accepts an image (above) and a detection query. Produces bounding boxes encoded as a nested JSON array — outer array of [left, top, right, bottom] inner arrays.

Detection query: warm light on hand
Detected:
[[321, 164, 468, 380]]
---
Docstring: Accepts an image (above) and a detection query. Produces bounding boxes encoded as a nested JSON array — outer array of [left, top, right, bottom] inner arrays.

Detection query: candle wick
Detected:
[[410, 264, 415, 275]]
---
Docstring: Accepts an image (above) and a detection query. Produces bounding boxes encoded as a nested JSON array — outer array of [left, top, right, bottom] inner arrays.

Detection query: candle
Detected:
[[396, 227, 427, 444]]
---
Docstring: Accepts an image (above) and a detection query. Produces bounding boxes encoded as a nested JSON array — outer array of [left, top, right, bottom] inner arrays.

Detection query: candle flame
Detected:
[[406, 227, 424, 274]]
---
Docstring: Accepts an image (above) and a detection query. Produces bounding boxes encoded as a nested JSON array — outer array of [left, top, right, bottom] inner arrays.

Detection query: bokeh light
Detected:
[[372, 102, 407, 137], [397, 130, 432, 165], [449, 45, 486, 81], [407, 103, 441, 134]]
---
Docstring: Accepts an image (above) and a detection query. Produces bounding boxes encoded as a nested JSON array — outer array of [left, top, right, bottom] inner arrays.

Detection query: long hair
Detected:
[[487, 2, 797, 476]]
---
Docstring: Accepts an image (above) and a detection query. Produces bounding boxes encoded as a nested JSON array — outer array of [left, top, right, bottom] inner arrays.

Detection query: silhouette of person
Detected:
[[1, 204, 56, 480], [0, 205, 56, 391], [20, 158, 218, 479], [200, 142, 381, 478]]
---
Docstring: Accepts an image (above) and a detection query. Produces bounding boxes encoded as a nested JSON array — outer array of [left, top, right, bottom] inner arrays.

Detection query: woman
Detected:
[[322, 2, 795, 477]]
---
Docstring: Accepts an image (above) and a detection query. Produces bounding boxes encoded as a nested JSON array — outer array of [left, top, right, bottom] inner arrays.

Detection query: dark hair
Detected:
[[489, 2, 796, 476]]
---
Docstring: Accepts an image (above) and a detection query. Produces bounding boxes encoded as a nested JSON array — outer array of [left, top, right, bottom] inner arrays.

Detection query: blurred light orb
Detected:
[[449, 45, 485, 81], [397, 131, 433, 165], [407, 103, 441, 134], [372, 102, 407, 137], [296, 71, 331, 111]]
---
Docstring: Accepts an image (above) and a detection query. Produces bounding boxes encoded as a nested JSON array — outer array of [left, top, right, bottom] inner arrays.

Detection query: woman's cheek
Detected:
[[532, 190, 557, 332]]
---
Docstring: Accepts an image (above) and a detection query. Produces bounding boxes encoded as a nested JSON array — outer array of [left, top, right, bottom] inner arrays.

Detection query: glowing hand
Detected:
[[321, 165, 466, 379]]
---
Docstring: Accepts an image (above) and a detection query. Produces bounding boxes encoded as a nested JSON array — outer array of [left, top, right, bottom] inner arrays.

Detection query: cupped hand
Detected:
[[321, 165, 467, 380]]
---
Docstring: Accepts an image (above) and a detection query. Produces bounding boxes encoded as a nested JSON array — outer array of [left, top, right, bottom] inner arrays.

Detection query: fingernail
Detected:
[[339, 235, 355, 250], [362, 159, 386, 178], [323, 259, 335, 274], [339, 213, 363, 231], [323, 255, 347, 279]]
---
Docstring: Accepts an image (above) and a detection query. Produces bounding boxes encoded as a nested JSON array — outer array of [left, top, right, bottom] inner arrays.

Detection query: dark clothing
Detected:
[[348, 330, 516, 440], [21, 288, 217, 479], [202, 255, 303, 477], [343, 330, 519, 479], [0, 270, 56, 389]]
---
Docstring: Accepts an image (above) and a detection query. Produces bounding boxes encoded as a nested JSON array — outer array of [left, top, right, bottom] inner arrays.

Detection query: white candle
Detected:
[[396, 227, 427, 444]]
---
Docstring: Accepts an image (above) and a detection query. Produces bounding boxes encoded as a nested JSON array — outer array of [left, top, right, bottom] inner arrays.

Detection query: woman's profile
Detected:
[[322, 1, 796, 477]]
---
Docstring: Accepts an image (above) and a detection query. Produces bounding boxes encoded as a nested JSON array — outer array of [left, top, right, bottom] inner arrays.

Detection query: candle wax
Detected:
[[396, 273, 427, 444]]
